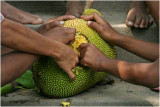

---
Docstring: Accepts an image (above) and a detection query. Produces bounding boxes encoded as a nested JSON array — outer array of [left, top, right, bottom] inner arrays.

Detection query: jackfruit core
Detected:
[[69, 32, 88, 53]]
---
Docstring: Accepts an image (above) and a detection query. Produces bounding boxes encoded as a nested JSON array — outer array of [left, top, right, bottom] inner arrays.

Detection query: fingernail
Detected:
[[59, 21, 65, 25], [88, 21, 92, 25], [128, 21, 133, 26]]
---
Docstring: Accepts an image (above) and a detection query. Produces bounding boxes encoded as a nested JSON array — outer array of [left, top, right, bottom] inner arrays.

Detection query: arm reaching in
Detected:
[[81, 13, 159, 61], [79, 13, 159, 88], [78, 43, 159, 88], [1, 15, 79, 86]]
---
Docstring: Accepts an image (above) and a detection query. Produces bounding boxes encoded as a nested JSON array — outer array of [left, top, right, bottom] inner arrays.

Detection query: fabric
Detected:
[[0, 13, 4, 23]]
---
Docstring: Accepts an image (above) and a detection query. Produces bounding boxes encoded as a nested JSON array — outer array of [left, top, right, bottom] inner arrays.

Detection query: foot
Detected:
[[65, 1, 84, 18], [151, 87, 159, 92], [1, 1, 43, 24], [126, 1, 153, 28]]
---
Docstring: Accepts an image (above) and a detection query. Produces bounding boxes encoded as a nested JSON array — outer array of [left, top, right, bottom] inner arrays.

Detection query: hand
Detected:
[[55, 43, 79, 81], [37, 15, 76, 44], [78, 43, 108, 72], [38, 26, 76, 45], [45, 15, 76, 24], [80, 13, 120, 44]]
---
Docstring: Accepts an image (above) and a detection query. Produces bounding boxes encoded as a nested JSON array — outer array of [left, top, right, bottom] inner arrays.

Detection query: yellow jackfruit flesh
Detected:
[[69, 32, 88, 54], [33, 9, 116, 98]]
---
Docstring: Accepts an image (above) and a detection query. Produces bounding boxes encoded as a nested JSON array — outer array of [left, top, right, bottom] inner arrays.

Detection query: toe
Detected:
[[140, 17, 146, 28], [145, 18, 149, 28], [126, 11, 135, 27], [126, 16, 135, 27], [149, 19, 153, 26], [32, 15, 43, 24], [134, 16, 142, 28]]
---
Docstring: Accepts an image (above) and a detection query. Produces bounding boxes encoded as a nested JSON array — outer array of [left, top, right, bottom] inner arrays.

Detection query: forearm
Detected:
[[1, 18, 62, 59], [101, 58, 159, 88], [1, 51, 39, 86], [112, 33, 159, 61]]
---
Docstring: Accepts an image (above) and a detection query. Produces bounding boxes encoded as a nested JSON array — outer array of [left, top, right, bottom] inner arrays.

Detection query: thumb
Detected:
[[87, 21, 103, 33], [77, 43, 89, 52], [67, 70, 75, 81]]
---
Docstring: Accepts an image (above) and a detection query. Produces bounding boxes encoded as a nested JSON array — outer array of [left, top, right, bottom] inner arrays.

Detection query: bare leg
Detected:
[[1, 51, 38, 86], [146, 1, 159, 27], [146, 1, 159, 91], [1, 1, 43, 24], [1, 46, 15, 55], [65, 1, 84, 18], [126, 1, 153, 28]]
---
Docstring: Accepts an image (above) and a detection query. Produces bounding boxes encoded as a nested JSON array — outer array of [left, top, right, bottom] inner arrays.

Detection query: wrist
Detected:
[[47, 41, 65, 60], [100, 57, 117, 73], [99, 57, 111, 72], [111, 33, 122, 44]]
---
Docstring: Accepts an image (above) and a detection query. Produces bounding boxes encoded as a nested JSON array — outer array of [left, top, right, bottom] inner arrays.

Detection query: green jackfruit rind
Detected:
[[33, 9, 117, 98], [63, 19, 116, 59], [33, 57, 106, 97], [83, 8, 102, 16]]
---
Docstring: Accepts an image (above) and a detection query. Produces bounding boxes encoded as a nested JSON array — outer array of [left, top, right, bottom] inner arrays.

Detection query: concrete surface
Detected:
[[1, 1, 159, 106]]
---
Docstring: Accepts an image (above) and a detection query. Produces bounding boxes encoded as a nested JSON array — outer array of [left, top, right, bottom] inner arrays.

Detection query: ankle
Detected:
[[130, 1, 146, 8]]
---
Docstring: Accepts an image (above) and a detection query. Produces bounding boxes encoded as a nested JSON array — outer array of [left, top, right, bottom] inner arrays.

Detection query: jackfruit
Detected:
[[83, 8, 102, 16], [33, 9, 116, 98]]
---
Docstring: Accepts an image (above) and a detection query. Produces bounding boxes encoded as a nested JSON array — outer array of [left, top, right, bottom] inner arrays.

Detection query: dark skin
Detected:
[[1, 1, 84, 24], [1, 1, 43, 24], [2, 1, 158, 88], [1, 15, 79, 86], [126, 1, 153, 28], [79, 1, 159, 88], [65, 0, 84, 18], [146, 1, 159, 27]]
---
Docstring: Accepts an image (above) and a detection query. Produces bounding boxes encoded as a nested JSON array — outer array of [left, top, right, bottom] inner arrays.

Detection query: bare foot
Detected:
[[1, 1, 43, 24], [126, 1, 153, 28], [65, 1, 84, 18]]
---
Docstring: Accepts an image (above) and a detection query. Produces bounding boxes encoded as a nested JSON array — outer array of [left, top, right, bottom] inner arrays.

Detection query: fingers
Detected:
[[81, 12, 106, 26], [66, 69, 75, 81], [63, 27, 76, 34], [87, 21, 105, 33], [78, 43, 92, 67], [46, 15, 76, 24], [78, 43, 90, 62], [78, 47, 86, 59], [68, 34, 75, 45], [37, 20, 65, 32], [68, 52, 79, 81], [63, 28, 76, 45], [45, 21, 65, 29], [80, 58, 88, 67], [77, 43, 90, 52]]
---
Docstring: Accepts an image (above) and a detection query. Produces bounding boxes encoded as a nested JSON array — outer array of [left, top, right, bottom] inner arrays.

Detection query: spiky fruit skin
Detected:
[[33, 9, 116, 98], [83, 8, 102, 17]]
